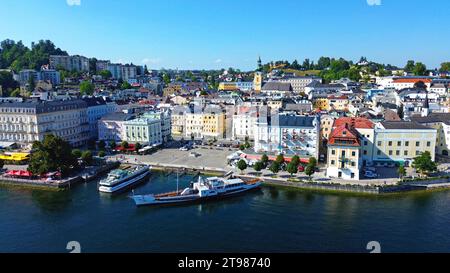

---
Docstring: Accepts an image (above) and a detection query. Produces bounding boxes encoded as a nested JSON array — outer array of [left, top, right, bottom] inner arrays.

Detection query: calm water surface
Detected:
[[1, 172, 450, 253]]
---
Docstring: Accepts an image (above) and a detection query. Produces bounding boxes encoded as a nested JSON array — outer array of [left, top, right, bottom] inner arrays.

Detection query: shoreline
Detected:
[[2, 160, 449, 196]]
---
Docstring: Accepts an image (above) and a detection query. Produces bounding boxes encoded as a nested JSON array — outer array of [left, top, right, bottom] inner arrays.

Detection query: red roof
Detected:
[[328, 95, 348, 100], [333, 117, 374, 129], [393, 78, 432, 83], [328, 124, 361, 147]]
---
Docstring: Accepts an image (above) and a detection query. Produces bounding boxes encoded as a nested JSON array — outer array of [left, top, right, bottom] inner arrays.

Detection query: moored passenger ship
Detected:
[[99, 165, 151, 193], [132, 176, 262, 206]]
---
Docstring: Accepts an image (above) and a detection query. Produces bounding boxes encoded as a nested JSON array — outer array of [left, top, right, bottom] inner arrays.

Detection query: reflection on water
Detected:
[[2, 174, 450, 253]]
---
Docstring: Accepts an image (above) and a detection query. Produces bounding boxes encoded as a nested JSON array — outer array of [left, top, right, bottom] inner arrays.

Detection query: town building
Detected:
[[326, 123, 362, 180], [411, 113, 450, 157], [49, 55, 90, 72], [142, 111, 172, 143], [232, 106, 258, 140], [261, 82, 293, 97], [372, 121, 437, 166], [0, 99, 89, 147], [279, 76, 322, 93], [254, 113, 320, 160], [123, 117, 162, 146], [184, 107, 226, 140], [98, 112, 135, 142], [82, 97, 117, 139]]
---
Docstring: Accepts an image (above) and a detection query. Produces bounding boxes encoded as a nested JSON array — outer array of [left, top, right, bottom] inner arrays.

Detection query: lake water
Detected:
[[1, 172, 450, 253]]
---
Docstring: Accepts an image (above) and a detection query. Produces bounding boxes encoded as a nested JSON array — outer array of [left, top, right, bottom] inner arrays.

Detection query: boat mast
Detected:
[[176, 170, 179, 193]]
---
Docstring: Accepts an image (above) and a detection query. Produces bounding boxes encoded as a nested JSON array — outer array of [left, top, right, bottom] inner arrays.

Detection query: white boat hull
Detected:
[[132, 181, 262, 206], [99, 170, 151, 193]]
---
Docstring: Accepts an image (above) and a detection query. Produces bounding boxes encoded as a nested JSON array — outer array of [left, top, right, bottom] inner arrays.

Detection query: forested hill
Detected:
[[0, 39, 68, 72]]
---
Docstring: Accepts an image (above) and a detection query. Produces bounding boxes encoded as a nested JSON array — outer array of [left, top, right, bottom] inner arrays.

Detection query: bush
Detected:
[[72, 149, 82, 158], [98, 151, 106, 158], [81, 150, 93, 165]]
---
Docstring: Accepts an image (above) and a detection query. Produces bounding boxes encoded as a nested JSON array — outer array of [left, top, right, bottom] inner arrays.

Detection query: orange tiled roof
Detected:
[[328, 124, 361, 146], [393, 78, 432, 83], [333, 117, 374, 129]]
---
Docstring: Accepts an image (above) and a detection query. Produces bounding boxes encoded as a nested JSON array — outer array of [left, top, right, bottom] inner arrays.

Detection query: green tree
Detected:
[[27, 76, 35, 92], [286, 162, 298, 177], [412, 151, 437, 176], [28, 134, 77, 176], [413, 62, 427, 76], [97, 140, 106, 151], [71, 149, 82, 158], [163, 73, 171, 85], [291, 155, 300, 167], [81, 150, 93, 165], [398, 165, 406, 181], [440, 62, 450, 72], [269, 161, 281, 175], [253, 161, 264, 173], [305, 164, 315, 180], [261, 154, 269, 167], [308, 157, 317, 168], [237, 159, 248, 174], [10, 88, 21, 97], [79, 80, 95, 95], [275, 154, 285, 165], [109, 140, 116, 150], [99, 70, 112, 79], [121, 141, 129, 149], [121, 81, 132, 89], [404, 60, 415, 72], [0, 71, 19, 95], [0, 159, 4, 169], [135, 142, 142, 152], [98, 151, 106, 158]]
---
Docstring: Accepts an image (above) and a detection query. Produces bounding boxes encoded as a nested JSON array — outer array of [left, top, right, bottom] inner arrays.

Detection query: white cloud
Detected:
[[67, 0, 81, 6], [214, 59, 223, 63], [142, 58, 161, 65], [367, 0, 381, 6]]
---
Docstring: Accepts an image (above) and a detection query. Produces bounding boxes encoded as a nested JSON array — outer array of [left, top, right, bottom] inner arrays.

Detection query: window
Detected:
[[352, 151, 356, 157], [389, 150, 393, 156], [378, 141, 382, 146], [377, 150, 381, 156], [416, 151, 421, 155], [416, 141, 420, 147], [404, 151, 408, 156], [427, 141, 431, 147], [405, 141, 409, 146], [388, 141, 392, 146], [331, 160, 335, 165], [396, 150, 400, 156], [397, 141, 402, 146]]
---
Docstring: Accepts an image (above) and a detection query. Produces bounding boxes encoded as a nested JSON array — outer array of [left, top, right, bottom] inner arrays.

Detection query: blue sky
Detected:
[[0, 0, 449, 71]]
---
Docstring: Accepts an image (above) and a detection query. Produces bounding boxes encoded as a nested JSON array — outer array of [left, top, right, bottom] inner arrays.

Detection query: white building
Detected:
[[49, 55, 89, 72], [232, 106, 257, 140], [254, 112, 320, 159], [98, 112, 135, 142], [142, 111, 172, 143], [82, 97, 117, 139], [0, 99, 89, 147], [124, 117, 162, 146], [278, 76, 322, 93]]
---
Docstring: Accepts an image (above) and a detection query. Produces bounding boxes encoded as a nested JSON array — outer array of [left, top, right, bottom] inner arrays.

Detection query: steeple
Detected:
[[422, 91, 430, 117]]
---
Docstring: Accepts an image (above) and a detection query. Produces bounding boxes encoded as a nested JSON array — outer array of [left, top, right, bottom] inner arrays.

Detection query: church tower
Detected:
[[253, 72, 262, 93]]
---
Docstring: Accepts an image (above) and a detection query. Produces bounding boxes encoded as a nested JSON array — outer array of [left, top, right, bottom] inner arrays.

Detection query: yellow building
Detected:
[[185, 110, 225, 140], [327, 95, 349, 111], [171, 113, 186, 136], [320, 115, 335, 140], [313, 98, 329, 111], [253, 72, 262, 93], [373, 121, 437, 165], [218, 82, 239, 91]]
